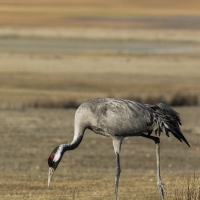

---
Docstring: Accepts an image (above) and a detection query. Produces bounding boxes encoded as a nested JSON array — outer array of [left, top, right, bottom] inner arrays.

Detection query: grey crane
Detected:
[[48, 98, 190, 200]]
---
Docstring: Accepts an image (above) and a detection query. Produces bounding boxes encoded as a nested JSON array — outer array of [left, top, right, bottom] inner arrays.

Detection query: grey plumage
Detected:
[[82, 98, 154, 137], [80, 98, 189, 145], [48, 98, 190, 200]]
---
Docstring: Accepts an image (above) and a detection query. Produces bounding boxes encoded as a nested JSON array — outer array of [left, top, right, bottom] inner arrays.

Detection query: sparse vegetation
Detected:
[[166, 173, 200, 200], [0, 54, 199, 110], [16, 93, 199, 110], [0, 107, 200, 199]]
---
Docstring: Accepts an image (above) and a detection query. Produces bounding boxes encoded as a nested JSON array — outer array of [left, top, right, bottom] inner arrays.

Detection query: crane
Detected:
[[48, 98, 190, 200]]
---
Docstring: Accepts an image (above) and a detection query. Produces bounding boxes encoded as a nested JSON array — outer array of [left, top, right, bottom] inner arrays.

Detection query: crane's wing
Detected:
[[87, 98, 153, 137], [80, 98, 190, 147]]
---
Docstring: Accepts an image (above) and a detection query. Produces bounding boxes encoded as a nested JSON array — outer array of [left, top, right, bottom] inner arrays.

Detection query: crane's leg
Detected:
[[112, 138, 123, 200], [141, 134, 166, 200]]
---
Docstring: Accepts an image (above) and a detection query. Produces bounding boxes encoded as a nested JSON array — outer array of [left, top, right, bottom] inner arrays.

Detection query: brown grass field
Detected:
[[0, 0, 200, 199], [0, 107, 200, 200]]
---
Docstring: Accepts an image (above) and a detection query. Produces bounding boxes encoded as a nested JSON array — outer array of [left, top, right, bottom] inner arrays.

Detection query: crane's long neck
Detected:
[[63, 125, 86, 152], [63, 134, 83, 151]]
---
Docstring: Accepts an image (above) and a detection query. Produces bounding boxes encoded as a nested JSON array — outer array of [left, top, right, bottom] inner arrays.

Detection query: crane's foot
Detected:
[[157, 181, 167, 200]]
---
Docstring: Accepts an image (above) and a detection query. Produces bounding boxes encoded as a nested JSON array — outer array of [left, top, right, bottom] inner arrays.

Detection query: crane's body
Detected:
[[76, 98, 152, 138], [48, 98, 190, 200]]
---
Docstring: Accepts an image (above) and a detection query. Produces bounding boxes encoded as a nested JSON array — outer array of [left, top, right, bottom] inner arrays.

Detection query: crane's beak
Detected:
[[48, 167, 54, 187]]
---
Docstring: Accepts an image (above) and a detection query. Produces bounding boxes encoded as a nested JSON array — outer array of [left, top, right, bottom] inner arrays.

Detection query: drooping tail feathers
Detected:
[[145, 103, 190, 147]]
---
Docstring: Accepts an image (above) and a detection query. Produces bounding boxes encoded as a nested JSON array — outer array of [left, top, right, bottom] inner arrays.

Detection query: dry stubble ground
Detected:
[[0, 106, 200, 200]]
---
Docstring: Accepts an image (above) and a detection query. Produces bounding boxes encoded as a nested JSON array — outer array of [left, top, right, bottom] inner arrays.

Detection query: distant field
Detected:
[[0, 0, 200, 28], [0, 0, 200, 109], [0, 50, 200, 109]]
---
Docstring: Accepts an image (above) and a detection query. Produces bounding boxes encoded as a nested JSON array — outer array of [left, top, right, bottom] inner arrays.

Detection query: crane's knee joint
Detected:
[[154, 137, 160, 144]]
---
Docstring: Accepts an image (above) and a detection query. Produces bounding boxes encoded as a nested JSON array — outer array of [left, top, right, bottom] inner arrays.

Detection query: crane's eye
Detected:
[[49, 154, 54, 160], [48, 155, 55, 168]]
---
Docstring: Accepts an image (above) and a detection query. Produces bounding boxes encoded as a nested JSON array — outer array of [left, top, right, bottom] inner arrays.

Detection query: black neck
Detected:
[[63, 134, 84, 152]]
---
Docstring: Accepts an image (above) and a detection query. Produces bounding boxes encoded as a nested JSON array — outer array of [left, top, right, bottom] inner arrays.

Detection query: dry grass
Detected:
[[166, 173, 200, 200], [0, 107, 200, 199]]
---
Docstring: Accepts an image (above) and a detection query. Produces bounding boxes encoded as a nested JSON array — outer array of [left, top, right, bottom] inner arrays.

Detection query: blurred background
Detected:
[[0, 0, 200, 108], [0, 1, 200, 199]]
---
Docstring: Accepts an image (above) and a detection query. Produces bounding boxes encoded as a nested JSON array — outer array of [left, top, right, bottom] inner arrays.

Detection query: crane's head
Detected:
[[48, 145, 64, 187]]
